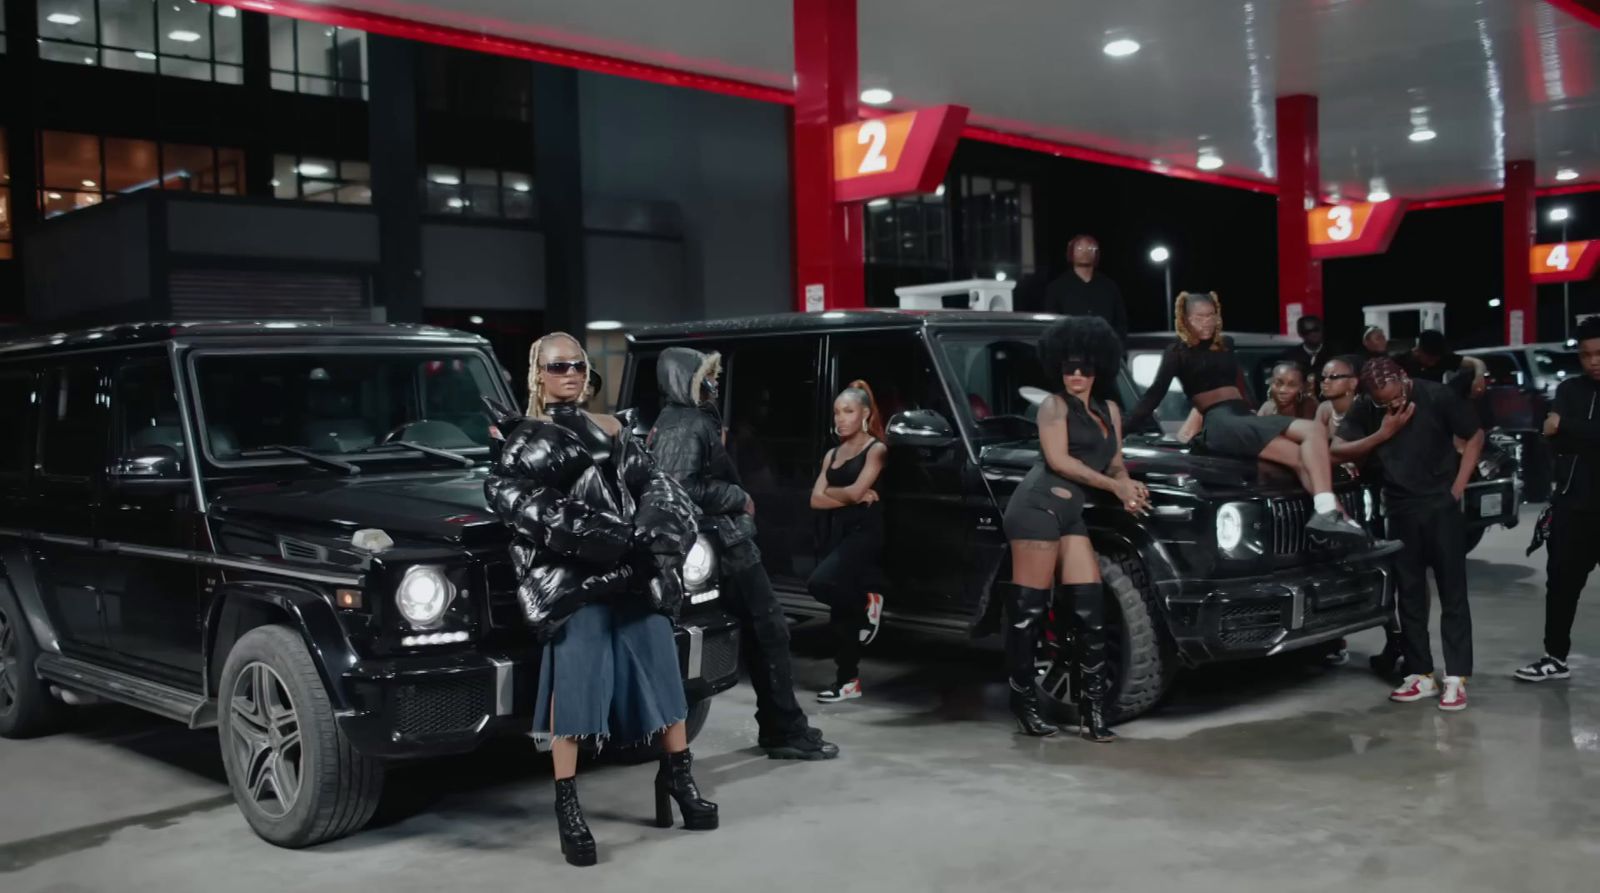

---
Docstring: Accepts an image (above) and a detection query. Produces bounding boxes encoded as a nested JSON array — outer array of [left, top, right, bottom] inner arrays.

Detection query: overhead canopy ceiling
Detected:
[[260, 0, 1600, 201]]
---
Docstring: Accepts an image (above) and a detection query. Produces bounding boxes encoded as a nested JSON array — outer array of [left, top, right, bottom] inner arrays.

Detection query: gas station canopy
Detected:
[[271, 0, 1600, 202]]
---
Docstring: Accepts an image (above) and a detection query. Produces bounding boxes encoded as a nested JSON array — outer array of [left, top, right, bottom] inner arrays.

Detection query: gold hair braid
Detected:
[[526, 331, 594, 417], [1174, 291, 1225, 350]]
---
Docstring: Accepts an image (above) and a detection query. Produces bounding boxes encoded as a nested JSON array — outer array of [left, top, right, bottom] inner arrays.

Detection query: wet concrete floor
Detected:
[[1, 508, 1596, 892]]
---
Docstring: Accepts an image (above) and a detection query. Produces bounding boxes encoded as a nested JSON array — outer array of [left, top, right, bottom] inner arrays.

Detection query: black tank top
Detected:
[[827, 439, 879, 489], [1126, 336, 1247, 430], [1059, 394, 1116, 474]]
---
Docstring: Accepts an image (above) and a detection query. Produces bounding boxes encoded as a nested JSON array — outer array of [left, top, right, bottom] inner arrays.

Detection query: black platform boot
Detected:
[[1003, 584, 1058, 737], [655, 749, 719, 830], [1065, 583, 1116, 742], [554, 777, 597, 866]]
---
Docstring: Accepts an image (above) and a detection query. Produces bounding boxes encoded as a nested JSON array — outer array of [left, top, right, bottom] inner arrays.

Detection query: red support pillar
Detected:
[[792, 0, 864, 311], [1503, 159, 1536, 346], [1275, 95, 1323, 333]]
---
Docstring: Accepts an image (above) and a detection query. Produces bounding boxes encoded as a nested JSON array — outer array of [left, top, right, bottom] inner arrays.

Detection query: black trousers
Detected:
[[1387, 495, 1474, 677], [806, 528, 883, 685], [721, 549, 810, 741], [1544, 505, 1600, 661]]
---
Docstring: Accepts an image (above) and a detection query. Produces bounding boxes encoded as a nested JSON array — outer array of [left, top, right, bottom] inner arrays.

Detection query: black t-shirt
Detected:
[[1043, 271, 1128, 340], [1336, 379, 1481, 509]]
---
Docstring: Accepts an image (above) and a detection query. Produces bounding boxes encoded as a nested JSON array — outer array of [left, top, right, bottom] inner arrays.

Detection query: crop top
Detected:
[[1125, 336, 1248, 430]]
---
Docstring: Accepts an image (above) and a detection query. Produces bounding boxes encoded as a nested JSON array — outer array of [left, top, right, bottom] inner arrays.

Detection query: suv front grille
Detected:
[[481, 560, 523, 629], [1268, 488, 1363, 555], [701, 630, 740, 682], [394, 676, 492, 738]]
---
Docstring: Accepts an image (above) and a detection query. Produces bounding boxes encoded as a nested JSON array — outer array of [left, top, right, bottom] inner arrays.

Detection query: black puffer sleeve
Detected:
[[484, 419, 634, 566], [620, 432, 699, 559]]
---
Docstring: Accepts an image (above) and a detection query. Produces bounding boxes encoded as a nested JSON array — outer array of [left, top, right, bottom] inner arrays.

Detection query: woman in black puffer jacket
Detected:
[[483, 331, 717, 867]]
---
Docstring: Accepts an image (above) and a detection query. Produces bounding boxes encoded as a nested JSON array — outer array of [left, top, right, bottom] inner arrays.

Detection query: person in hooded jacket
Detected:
[[649, 346, 841, 761], [484, 332, 717, 867]]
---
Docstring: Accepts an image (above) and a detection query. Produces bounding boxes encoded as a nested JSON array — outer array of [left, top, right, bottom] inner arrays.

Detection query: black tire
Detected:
[[1462, 527, 1485, 554], [0, 582, 68, 739], [217, 625, 385, 848], [1038, 550, 1175, 724], [600, 698, 712, 765]]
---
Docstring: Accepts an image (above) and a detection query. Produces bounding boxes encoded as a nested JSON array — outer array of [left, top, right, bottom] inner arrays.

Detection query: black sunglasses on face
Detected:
[[544, 361, 588, 375], [1323, 373, 1356, 381]]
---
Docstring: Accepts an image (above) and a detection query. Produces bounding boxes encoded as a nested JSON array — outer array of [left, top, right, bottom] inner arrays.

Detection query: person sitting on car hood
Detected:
[[648, 346, 841, 762]]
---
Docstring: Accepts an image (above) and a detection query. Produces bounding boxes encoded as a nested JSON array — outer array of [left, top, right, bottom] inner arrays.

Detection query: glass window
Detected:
[[1534, 350, 1580, 378], [269, 18, 367, 99], [40, 131, 242, 217], [420, 45, 534, 122], [40, 362, 107, 477], [831, 331, 949, 433], [962, 175, 1035, 281], [937, 331, 1059, 442], [115, 356, 183, 458], [272, 154, 370, 205], [424, 164, 535, 220], [0, 371, 36, 473], [38, 1, 243, 83], [0, 129, 11, 260]]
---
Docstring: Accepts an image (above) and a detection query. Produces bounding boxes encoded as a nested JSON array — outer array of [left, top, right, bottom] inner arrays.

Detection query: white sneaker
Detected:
[[860, 593, 884, 645], [817, 679, 863, 703], [1438, 676, 1468, 712], [1513, 655, 1570, 682], [1389, 673, 1440, 702]]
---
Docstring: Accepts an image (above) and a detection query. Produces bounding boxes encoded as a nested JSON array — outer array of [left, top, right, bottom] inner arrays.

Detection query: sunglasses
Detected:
[[1323, 373, 1356, 381], [543, 361, 588, 376]]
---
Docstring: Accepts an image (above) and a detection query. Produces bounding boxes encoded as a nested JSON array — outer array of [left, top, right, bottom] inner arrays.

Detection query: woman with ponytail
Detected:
[[807, 379, 889, 702]]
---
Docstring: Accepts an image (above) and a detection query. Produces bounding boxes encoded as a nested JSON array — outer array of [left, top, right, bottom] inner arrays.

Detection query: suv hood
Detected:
[[210, 471, 507, 550], [979, 438, 1347, 495]]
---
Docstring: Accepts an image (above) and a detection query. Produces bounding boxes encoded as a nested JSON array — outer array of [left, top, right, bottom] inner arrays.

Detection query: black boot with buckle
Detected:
[[655, 749, 719, 830], [1065, 582, 1117, 742], [553, 777, 597, 867], [1003, 583, 1058, 737]]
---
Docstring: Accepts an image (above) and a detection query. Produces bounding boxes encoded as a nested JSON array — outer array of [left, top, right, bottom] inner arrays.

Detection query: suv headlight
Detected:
[[396, 565, 454, 628], [1215, 503, 1245, 552], [683, 534, 717, 590]]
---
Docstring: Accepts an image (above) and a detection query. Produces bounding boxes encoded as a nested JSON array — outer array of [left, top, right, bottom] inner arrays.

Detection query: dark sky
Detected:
[[969, 140, 1600, 349]]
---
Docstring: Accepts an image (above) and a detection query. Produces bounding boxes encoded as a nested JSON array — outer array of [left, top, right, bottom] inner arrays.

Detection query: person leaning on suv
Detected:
[[1514, 317, 1600, 684], [648, 347, 840, 761]]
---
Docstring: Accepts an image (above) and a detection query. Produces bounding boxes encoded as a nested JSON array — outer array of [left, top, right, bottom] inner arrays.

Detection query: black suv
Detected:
[[621, 311, 1399, 722], [0, 322, 739, 847]]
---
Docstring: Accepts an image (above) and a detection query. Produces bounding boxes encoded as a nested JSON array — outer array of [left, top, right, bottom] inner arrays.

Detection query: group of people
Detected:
[[481, 302, 1600, 867]]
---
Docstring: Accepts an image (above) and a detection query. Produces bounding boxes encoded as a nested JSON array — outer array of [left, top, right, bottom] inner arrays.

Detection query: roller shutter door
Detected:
[[169, 269, 371, 322]]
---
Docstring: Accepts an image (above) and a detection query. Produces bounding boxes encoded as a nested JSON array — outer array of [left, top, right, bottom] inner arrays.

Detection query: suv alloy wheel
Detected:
[[0, 584, 67, 739]]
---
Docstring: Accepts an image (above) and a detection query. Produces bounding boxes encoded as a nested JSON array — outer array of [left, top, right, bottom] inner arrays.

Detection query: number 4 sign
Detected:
[[832, 105, 969, 203], [1531, 241, 1599, 284]]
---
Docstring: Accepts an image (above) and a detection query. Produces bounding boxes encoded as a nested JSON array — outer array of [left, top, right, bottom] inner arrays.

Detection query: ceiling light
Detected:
[[1488, 298, 1502, 308], [860, 87, 893, 106], [1149, 246, 1170, 263], [431, 173, 461, 186], [867, 197, 890, 208], [135, 51, 157, 60], [295, 162, 330, 177], [468, 315, 485, 325], [1196, 152, 1224, 171], [995, 271, 1008, 281], [446, 197, 465, 209], [934, 184, 946, 197], [587, 320, 625, 331], [1549, 206, 1571, 223], [1103, 38, 1141, 58], [1367, 177, 1390, 202], [510, 181, 531, 193], [46, 13, 82, 26], [1408, 127, 1436, 142], [81, 179, 96, 188], [1555, 168, 1579, 182], [217, 5, 239, 16], [47, 192, 62, 200], [168, 30, 202, 43]]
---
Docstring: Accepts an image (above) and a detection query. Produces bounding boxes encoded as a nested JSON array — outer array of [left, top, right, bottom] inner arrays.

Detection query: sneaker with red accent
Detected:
[[817, 679, 863, 703], [860, 593, 885, 645], [1389, 673, 1440, 702], [1438, 676, 1468, 712]]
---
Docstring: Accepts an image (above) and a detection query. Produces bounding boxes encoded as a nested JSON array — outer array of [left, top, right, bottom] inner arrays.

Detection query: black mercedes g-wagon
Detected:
[[620, 310, 1398, 723], [0, 322, 739, 847]]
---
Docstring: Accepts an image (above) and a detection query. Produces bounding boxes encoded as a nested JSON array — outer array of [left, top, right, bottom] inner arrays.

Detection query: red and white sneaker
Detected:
[[817, 679, 863, 703], [1389, 673, 1440, 703], [860, 592, 885, 645], [1438, 676, 1468, 712]]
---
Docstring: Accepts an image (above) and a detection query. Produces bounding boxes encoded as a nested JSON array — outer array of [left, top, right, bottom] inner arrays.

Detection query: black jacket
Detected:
[[1042, 271, 1128, 341], [483, 403, 698, 637], [1550, 376, 1600, 509], [648, 347, 760, 563]]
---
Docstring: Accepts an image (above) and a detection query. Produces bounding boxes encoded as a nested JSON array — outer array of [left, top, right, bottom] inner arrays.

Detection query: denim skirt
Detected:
[[532, 601, 688, 746]]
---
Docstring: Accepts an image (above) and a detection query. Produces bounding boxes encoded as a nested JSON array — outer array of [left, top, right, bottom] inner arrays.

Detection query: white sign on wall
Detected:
[[1509, 310, 1526, 346], [1285, 302, 1304, 336], [804, 284, 825, 313]]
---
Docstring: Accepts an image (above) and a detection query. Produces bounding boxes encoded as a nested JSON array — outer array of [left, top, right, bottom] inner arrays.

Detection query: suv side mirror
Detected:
[[887, 409, 956, 448], [111, 445, 184, 479]]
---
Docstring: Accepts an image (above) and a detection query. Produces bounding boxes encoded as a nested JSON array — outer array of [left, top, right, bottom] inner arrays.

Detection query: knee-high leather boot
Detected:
[[1064, 582, 1116, 742], [1002, 583, 1058, 737]]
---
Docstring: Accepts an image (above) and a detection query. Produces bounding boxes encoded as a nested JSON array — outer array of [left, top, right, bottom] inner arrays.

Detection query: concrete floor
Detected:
[[3, 506, 1597, 892]]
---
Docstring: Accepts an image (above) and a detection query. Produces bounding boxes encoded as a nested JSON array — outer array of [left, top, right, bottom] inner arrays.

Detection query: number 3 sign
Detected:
[[1306, 201, 1408, 258], [832, 105, 969, 203]]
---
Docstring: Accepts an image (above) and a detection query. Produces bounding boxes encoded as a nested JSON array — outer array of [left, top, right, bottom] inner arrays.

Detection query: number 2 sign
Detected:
[[832, 105, 969, 204], [1531, 241, 1598, 284]]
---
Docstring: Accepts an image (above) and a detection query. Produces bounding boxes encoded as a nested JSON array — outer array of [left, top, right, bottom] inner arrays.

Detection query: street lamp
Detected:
[[1550, 207, 1573, 339], [1149, 246, 1173, 325]]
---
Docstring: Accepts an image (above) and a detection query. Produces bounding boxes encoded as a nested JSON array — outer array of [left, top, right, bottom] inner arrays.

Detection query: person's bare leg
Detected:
[[551, 696, 578, 779], [1265, 421, 1367, 545], [1057, 535, 1102, 585], [661, 721, 689, 754], [1011, 539, 1059, 590], [1259, 437, 1316, 494], [1279, 419, 1333, 493]]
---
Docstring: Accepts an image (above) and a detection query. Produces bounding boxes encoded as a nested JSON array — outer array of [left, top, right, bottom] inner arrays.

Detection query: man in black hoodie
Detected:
[[1515, 317, 1600, 683], [649, 347, 840, 760]]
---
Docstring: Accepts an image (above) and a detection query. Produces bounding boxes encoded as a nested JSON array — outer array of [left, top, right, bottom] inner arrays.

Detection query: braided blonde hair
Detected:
[[1174, 291, 1226, 351], [526, 331, 594, 417]]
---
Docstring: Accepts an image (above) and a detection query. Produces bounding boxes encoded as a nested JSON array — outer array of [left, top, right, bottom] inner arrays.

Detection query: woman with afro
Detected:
[[1000, 314, 1148, 741], [1125, 292, 1368, 548]]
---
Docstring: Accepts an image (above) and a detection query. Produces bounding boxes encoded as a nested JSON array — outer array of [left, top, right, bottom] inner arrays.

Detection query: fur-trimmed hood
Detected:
[[657, 346, 721, 409]]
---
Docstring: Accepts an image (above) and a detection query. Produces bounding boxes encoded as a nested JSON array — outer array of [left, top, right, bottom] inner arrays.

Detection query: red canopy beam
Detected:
[[1276, 95, 1323, 333], [1504, 160, 1537, 345]]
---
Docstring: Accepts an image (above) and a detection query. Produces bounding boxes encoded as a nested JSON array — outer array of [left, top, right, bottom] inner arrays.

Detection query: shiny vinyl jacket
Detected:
[[484, 404, 700, 638]]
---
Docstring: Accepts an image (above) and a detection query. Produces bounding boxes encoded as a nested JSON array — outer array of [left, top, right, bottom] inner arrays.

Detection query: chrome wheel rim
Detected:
[[229, 662, 303, 819], [0, 606, 17, 717]]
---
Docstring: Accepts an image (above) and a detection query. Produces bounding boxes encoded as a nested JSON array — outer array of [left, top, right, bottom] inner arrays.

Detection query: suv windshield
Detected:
[[193, 350, 502, 463], [936, 332, 1148, 440]]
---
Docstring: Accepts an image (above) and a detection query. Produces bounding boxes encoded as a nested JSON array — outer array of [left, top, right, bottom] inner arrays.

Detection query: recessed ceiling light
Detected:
[[82, 179, 96, 188], [135, 51, 157, 60], [1367, 189, 1391, 202], [934, 184, 946, 197], [1408, 127, 1436, 143], [867, 197, 891, 208], [168, 30, 202, 43], [1555, 168, 1579, 182], [217, 5, 239, 16], [431, 173, 461, 186], [587, 320, 625, 331], [860, 87, 893, 106], [468, 315, 485, 325], [1196, 152, 1224, 171], [47, 192, 62, 200], [295, 162, 330, 177], [46, 13, 82, 26], [510, 181, 531, 193], [1103, 38, 1141, 58]]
